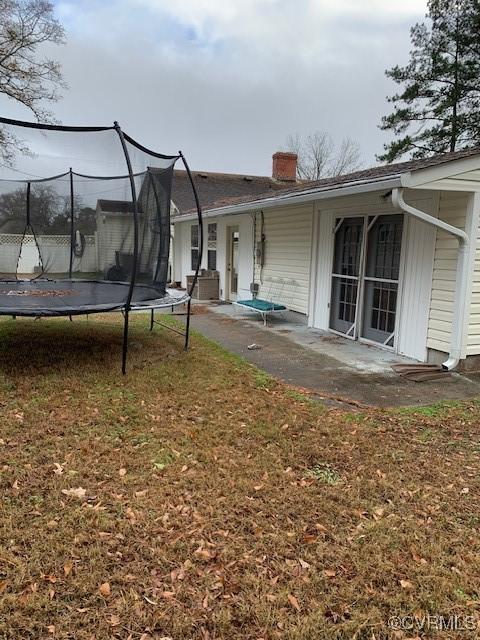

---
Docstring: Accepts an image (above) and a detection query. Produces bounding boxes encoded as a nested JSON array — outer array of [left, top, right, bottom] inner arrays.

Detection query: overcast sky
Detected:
[[2, 0, 428, 175]]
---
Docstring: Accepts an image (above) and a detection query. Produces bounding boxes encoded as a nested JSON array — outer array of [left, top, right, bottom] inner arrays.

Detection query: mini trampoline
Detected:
[[0, 116, 203, 372]]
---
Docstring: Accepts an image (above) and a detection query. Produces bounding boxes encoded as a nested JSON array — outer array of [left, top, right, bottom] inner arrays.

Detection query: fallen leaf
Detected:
[[99, 582, 111, 597], [61, 487, 86, 500], [410, 548, 427, 565], [287, 593, 301, 611], [53, 463, 64, 476], [126, 507, 136, 521], [63, 563, 73, 577], [194, 546, 215, 561], [303, 534, 317, 544], [324, 569, 336, 578], [400, 579, 414, 590]]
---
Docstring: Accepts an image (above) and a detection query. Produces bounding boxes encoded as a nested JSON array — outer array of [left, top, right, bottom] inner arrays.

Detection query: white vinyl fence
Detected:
[[0, 234, 98, 275]]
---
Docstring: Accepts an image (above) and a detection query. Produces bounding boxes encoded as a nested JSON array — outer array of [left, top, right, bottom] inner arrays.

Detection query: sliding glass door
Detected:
[[361, 215, 403, 346], [329, 214, 403, 348], [330, 217, 364, 336]]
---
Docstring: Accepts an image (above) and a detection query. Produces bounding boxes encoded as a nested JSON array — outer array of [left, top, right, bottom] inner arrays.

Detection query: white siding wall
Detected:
[[174, 205, 313, 313], [466, 193, 480, 356], [397, 215, 436, 361], [254, 204, 313, 314], [427, 192, 468, 355]]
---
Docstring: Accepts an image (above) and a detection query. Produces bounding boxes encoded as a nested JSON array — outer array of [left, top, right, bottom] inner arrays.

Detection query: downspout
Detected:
[[392, 188, 469, 371]]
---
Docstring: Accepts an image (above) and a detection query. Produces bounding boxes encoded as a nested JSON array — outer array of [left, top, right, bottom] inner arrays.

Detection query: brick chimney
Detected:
[[272, 151, 297, 182]]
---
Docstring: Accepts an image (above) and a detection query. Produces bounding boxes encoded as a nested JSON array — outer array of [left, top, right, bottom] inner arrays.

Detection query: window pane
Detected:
[[365, 215, 403, 280], [333, 218, 363, 276], [191, 224, 199, 248], [191, 249, 199, 271], [208, 223, 217, 243], [207, 249, 216, 270]]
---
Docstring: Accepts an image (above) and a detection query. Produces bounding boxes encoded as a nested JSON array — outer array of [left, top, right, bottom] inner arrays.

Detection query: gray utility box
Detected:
[[186, 270, 220, 300]]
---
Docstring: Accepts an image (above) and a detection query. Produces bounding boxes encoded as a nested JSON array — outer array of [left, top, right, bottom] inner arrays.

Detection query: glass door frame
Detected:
[[329, 213, 407, 351], [329, 216, 366, 340], [226, 224, 240, 301]]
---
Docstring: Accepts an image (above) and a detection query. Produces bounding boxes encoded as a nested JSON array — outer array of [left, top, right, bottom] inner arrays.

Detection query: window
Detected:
[[207, 223, 217, 270], [191, 224, 199, 271]]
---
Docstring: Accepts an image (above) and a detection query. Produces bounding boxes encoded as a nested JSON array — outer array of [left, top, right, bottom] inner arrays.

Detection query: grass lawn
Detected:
[[0, 314, 479, 639]]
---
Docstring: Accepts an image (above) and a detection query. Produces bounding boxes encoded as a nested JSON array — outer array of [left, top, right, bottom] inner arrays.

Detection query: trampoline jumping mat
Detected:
[[0, 280, 170, 316]]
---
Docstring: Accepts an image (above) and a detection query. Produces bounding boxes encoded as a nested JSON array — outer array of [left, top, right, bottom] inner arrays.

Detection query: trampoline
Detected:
[[0, 116, 203, 372]]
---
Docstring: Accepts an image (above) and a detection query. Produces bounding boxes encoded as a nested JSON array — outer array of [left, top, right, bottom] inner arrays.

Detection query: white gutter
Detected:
[[174, 176, 402, 222], [392, 188, 469, 371]]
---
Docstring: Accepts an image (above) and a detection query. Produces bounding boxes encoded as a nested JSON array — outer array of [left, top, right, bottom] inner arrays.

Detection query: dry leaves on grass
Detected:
[[99, 582, 111, 597], [61, 487, 86, 499], [0, 315, 480, 640], [287, 594, 301, 611]]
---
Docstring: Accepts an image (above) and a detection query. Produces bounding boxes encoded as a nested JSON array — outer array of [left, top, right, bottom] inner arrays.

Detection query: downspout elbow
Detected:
[[442, 357, 460, 371]]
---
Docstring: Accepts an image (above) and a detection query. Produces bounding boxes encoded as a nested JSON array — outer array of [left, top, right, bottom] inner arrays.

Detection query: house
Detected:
[[170, 160, 297, 278], [171, 149, 480, 370]]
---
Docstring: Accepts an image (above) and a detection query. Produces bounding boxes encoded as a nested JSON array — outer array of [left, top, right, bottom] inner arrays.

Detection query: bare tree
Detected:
[[0, 0, 66, 164], [286, 131, 363, 180]]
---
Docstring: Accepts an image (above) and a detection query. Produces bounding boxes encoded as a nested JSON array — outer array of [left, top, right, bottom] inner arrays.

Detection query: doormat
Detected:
[[391, 363, 452, 382]]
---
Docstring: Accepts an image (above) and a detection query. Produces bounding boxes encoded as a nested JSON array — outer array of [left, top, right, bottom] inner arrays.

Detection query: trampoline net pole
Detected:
[[179, 152, 203, 298], [114, 121, 140, 373], [179, 152, 203, 351], [68, 168, 74, 278]]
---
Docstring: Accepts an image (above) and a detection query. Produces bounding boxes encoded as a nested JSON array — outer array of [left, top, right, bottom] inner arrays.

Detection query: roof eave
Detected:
[[401, 154, 480, 191], [173, 175, 403, 222]]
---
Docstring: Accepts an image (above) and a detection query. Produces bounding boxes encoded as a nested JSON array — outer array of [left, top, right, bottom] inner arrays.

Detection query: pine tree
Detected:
[[378, 0, 480, 162]]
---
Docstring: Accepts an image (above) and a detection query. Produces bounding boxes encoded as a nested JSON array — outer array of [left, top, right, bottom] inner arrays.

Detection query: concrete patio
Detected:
[[184, 302, 480, 408]]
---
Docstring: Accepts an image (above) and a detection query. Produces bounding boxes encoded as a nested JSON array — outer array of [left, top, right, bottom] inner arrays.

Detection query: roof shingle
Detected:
[[171, 170, 292, 216], [178, 146, 480, 216]]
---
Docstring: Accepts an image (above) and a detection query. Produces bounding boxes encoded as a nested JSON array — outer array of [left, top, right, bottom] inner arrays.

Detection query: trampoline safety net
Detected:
[[0, 117, 199, 317]]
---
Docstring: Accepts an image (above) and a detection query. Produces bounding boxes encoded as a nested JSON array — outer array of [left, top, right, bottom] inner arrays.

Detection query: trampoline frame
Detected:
[[0, 116, 204, 373]]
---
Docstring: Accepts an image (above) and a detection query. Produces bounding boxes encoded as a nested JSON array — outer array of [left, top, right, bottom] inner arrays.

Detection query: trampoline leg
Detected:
[[184, 299, 192, 350], [150, 309, 154, 331], [122, 309, 130, 375]]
